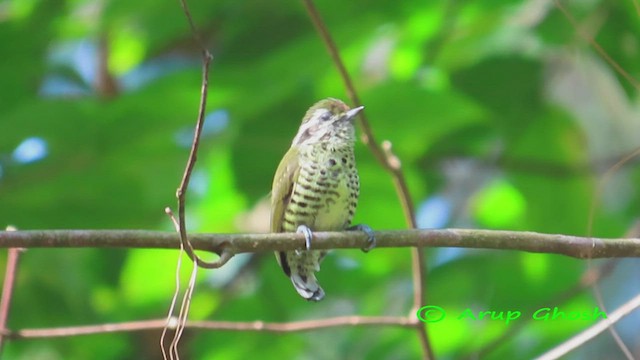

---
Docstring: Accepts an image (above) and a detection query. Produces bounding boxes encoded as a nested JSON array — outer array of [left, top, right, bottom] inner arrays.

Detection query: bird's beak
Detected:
[[345, 105, 364, 120]]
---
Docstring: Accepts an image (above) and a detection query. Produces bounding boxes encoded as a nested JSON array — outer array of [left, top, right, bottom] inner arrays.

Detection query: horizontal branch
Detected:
[[0, 229, 639, 259], [5, 315, 415, 339]]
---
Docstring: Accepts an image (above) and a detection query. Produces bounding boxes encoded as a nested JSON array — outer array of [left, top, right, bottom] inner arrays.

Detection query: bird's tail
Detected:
[[290, 271, 325, 301], [276, 250, 325, 301]]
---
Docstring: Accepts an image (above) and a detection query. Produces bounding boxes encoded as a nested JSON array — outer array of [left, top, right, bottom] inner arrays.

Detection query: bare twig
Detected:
[[169, 250, 198, 360], [535, 293, 640, 360], [170, 0, 234, 271], [173, 49, 231, 270], [160, 208, 183, 360], [166, 0, 219, 357], [300, 1, 431, 358], [552, 3, 640, 357], [474, 258, 619, 358], [0, 226, 23, 354], [587, 149, 640, 238], [382, 141, 427, 314], [587, 284, 634, 360], [5, 315, 415, 339], [383, 143, 430, 354], [300, 1, 417, 215], [583, 150, 640, 359], [476, 218, 637, 358], [96, 35, 119, 97], [554, 0, 640, 90]]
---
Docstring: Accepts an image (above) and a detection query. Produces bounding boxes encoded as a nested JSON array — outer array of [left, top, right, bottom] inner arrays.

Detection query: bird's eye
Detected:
[[320, 112, 331, 121]]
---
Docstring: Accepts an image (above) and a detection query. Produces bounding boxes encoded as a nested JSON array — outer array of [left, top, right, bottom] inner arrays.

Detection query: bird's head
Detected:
[[291, 98, 363, 147]]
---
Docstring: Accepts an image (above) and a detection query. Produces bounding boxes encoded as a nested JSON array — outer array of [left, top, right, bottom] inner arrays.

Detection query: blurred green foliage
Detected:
[[1, 0, 640, 359]]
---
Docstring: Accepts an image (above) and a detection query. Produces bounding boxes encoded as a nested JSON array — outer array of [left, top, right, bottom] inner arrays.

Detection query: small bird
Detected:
[[270, 98, 375, 301]]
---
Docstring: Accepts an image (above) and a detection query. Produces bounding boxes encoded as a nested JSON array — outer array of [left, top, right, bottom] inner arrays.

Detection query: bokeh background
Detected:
[[1, 0, 640, 358]]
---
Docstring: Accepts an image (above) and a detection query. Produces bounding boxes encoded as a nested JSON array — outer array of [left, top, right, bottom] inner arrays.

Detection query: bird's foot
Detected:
[[348, 224, 376, 252], [295, 225, 313, 255]]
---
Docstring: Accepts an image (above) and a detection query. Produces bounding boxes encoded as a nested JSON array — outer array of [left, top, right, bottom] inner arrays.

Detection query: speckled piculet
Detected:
[[270, 98, 375, 301]]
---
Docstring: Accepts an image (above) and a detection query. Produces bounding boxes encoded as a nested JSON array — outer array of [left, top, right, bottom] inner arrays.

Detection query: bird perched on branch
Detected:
[[270, 98, 375, 301]]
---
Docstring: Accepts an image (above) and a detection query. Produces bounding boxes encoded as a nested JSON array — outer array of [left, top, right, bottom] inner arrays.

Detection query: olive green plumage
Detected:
[[270, 98, 364, 301]]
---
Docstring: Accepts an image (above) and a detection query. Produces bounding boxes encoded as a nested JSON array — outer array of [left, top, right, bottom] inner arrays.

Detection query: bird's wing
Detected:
[[270, 147, 301, 233]]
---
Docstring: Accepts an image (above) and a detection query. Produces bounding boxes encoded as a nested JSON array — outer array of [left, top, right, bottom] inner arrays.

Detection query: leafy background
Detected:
[[1, 0, 640, 358]]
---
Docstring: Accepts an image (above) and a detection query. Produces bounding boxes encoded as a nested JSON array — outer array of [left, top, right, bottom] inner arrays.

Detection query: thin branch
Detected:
[[173, 48, 230, 270], [166, 0, 218, 357], [583, 150, 640, 359], [300, 1, 431, 358], [587, 149, 640, 238], [177, 0, 204, 46], [588, 285, 634, 360], [5, 315, 414, 339], [2, 229, 640, 258], [474, 258, 618, 358], [160, 207, 182, 360], [535, 292, 640, 360], [383, 141, 427, 313], [549, 30, 638, 337], [0, 244, 23, 353], [300, 0, 417, 223], [169, 252, 198, 360], [475, 219, 640, 357], [95, 35, 119, 97], [189, 316, 415, 332], [171, 0, 223, 271], [554, 0, 640, 90]]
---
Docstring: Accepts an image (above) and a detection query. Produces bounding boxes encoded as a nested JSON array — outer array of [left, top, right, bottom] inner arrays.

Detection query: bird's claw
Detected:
[[348, 224, 376, 252], [295, 225, 313, 255]]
